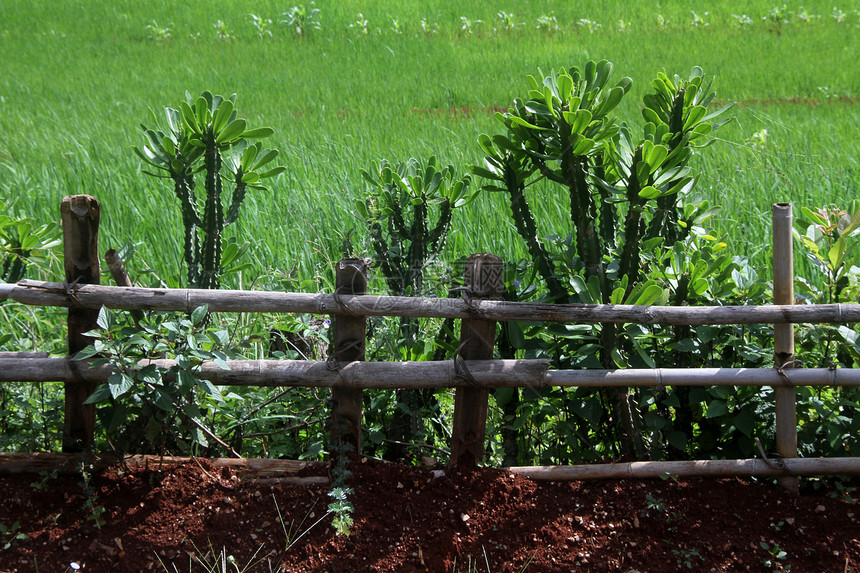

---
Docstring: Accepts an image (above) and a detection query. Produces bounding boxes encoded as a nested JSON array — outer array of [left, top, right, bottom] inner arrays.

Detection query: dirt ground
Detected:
[[0, 456, 857, 572]]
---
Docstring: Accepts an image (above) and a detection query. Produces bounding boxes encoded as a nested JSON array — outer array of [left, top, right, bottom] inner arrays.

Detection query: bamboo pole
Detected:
[[5, 358, 860, 388], [0, 352, 49, 358], [104, 248, 133, 287], [0, 452, 327, 484], [104, 248, 144, 326], [1, 452, 857, 482], [773, 202, 798, 494], [449, 254, 503, 469], [508, 457, 860, 480], [330, 258, 367, 453], [61, 195, 101, 452], [4, 280, 860, 325]]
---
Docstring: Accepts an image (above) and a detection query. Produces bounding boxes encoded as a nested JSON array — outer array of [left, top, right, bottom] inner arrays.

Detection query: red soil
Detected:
[[0, 457, 857, 572]]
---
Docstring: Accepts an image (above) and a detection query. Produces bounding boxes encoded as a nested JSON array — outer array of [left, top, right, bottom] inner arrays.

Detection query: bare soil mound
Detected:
[[0, 457, 857, 572]]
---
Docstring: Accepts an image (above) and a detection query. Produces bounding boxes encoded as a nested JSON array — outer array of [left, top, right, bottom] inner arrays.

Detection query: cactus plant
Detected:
[[134, 91, 284, 289]]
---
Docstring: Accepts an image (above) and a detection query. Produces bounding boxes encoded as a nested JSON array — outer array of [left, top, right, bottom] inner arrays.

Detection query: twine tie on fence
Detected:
[[331, 290, 361, 317], [326, 339, 364, 387], [451, 336, 481, 388], [654, 369, 665, 393], [449, 286, 489, 320], [63, 277, 83, 307], [776, 359, 802, 386], [754, 437, 795, 476]]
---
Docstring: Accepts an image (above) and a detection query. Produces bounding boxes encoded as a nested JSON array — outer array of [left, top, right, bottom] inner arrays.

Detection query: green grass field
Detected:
[[1, 0, 859, 289], [1, 1, 860, 462]]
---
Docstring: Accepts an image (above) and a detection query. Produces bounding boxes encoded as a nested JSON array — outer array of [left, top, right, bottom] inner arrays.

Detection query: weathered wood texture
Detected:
[[104, 248, 133, 288], [0, 352, 49, 358], [4, 358, 860, 388], [4, 280, 860, 325], [773, 203, 799, 493], [509, 457, 860, 480], [330, 258, 368, 452], [0, 452, 327, 484], [61, 195, 100, 452], [450, 254, 503, 469]]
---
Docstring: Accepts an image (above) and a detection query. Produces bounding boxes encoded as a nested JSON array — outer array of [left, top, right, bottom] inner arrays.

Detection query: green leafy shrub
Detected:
[[75, 305, 238, 455]]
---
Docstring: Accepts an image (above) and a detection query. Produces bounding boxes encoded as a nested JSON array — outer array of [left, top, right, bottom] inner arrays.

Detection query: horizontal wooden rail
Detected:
[[0, 452, 327, 484], [3, 280, 860, 325], [3, 357, 860, 388], [509, 457, 860, 480], [2, 452, 858, 481]]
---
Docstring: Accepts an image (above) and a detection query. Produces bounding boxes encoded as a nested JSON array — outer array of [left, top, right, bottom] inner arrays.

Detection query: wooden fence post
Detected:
[[773, 202, 798, 493], [449, 253, 503, 469], [61, 195, 101, 452], [330, 258, 368, 453]]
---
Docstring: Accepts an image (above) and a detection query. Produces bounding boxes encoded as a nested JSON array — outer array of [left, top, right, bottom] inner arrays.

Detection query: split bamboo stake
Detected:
[[330, 258, 367, 452], [508, 457, 860, 480], [773, 202, 799, 494], [4, 280, 860, 325], [4, 358, 860, 388], [61, 195, 101, 452], [449, 254, 503, 469], [104, 248, 144, 326]]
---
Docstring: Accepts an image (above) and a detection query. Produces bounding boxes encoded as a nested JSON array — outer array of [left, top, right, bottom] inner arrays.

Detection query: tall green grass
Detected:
[[1, 0, 858, 290]]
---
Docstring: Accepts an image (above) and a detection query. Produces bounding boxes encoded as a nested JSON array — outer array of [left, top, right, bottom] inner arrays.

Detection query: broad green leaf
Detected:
[[138, 364, 162, 385], [194, 96, 209, 128], [558, 73, 573, 102], [683, 105, 707, 130], [562, 109, 593, 134], [642, 106, 663, 126], [705, 399, 729, 418], [211, 98, 234, 133], [667, 431, 688, 452], [570, 136, 595, 155], [632, 339, 656, 368], [635, 160, 650, 186], [508, 115, 546, 131], [179, 102, 200, 133], [190, 305, 209, 325], [96, 306, 112, 330], [197, 378, 224, 401], [259, 166, 286, 179], [83, 384, 112, 405], [699, 102, 736, 124], [829, 236, 846, 270], [215, 119, 246, 143], [645, 144, 669, 172], [645, 411, 667, 430], [108, 372, 134, 399], [570, 276, 595, 304], [242, 127, 275, 139], [594, 84, 626, 118], [691, 277, 709, 296], [733, 409, 755, 437], [632, 284, 665, 306], [471, 165, 503, 182], [638, 186, 660, 199]]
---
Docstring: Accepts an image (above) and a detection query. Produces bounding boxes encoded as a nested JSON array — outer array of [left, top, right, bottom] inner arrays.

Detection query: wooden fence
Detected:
[[2, 195, 860, 489]]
